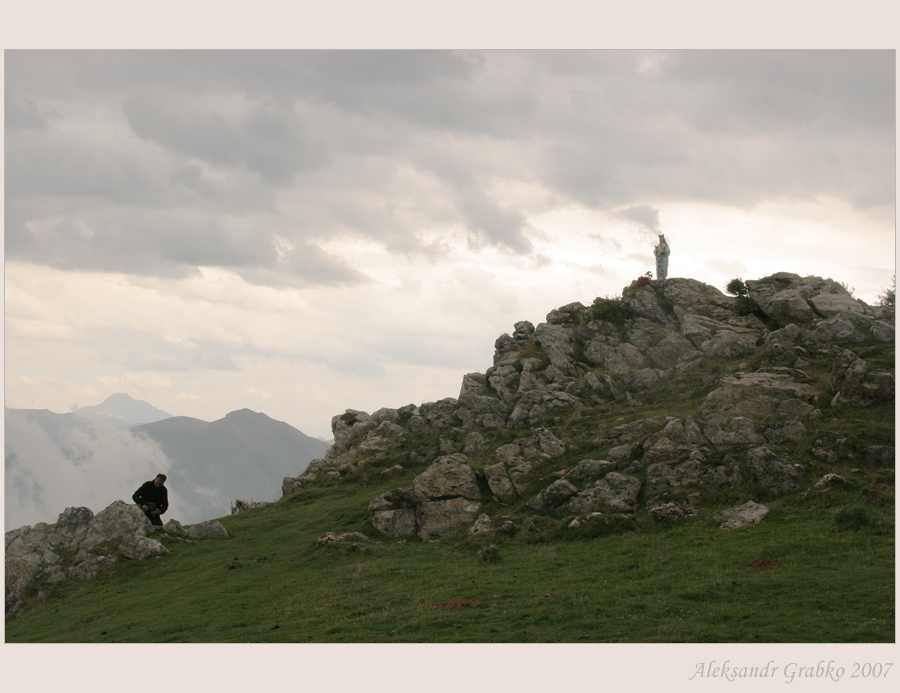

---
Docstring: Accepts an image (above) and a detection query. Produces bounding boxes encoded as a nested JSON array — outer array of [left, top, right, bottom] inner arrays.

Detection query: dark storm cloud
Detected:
[[122, 95, 329, 185], [5, 50, 894, 286]]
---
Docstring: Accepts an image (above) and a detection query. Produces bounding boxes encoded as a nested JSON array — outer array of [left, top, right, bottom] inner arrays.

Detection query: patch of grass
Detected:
[[833, 505, 876, 531]]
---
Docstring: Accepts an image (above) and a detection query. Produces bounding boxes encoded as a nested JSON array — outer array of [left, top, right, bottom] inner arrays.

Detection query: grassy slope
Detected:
[[6, 344, 895, 643]]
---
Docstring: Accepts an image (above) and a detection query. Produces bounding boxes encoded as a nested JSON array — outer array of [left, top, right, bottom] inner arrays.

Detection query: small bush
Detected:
[[591, 296, 633, 326], [876, 275, 895, 314], [725, 278, 749, 296], [478, 544, 503, 564], [734, 295, 760, 316], [833, 506, 875, 531]]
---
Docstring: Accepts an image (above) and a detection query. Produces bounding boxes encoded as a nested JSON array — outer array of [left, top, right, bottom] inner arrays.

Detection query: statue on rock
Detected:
[[654, 234, 670, 281]]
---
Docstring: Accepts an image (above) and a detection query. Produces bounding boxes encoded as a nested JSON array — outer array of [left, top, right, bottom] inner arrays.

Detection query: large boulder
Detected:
[[484, 365, 519, 400], [82, 501, 154, 549], [412, 454, 481, 501], [528, 479, 579, 513], [416, 498, 482, 539], [368, 488, 418, 537], [331, 409, 372, 454], [183, 520, 229, 540], [483, 462, 519, 502], [662, 278, 737, 322], [699, 329, 760, 359], [746, 447, 806, 495], [746, 273, 874, 328]]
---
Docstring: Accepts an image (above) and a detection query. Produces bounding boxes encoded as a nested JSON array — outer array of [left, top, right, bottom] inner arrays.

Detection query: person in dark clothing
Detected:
[[133, 474, 168, 526]]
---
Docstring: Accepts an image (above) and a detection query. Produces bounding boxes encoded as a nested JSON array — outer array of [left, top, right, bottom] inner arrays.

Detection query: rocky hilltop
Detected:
[[7, 272, 894, 618], [284, 272, 894, 540]]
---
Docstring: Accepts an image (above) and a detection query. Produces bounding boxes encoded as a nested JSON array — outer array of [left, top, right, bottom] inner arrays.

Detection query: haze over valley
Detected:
[[4, 393, 329, 528]]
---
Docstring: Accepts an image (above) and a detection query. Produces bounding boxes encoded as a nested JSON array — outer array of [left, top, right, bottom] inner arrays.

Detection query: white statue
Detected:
[[654, 234, 670, 281]]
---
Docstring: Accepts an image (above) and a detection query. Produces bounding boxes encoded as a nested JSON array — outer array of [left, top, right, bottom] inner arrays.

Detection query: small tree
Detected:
[[876, 275, 895, 314]]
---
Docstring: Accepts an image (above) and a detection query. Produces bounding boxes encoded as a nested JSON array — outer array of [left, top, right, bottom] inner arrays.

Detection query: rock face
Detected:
[[831, 350, 895, 408], [554, 472, 642, 517], [745, 273, 873, 328]]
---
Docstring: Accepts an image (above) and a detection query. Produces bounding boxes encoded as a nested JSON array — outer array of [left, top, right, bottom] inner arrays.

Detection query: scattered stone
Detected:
[[315, 532, 370, 545], [863, 445, 895, 466], [164, 519, 185, 536], [468, 514, 493, 535], [232, 499, 270, 514], [719, 501, 770, 529], [812, 432, 857, 463], [814, 473, 847, 488], [282, 476, 304, 496], [648, 502, 697, 523]]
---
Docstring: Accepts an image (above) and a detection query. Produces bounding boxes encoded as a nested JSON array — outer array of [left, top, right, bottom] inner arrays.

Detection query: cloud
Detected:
[[6, 50, 892, 290], [4, 409, 174, 528], [614, 205, 662, 235]]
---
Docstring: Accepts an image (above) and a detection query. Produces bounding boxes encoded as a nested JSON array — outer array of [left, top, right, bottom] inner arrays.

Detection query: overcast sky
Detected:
[[4, 50, 895, 439]]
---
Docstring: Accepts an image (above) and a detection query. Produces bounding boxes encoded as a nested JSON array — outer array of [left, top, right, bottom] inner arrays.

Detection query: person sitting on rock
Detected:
[[132, 474, 169, 526]]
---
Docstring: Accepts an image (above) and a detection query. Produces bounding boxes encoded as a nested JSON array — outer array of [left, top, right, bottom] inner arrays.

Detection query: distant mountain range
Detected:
[[133, 409, 330, 517], [5, 394, 330, 527]]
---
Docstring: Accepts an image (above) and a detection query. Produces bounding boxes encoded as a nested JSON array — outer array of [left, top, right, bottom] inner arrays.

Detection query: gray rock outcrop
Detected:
[[6, 500, 223, 615], [746, 447, 806, 495]]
